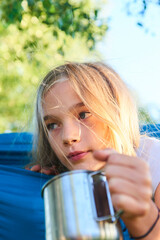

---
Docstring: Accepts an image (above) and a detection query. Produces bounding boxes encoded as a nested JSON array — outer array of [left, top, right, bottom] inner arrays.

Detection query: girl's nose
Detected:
[[62, 120, 81, 146]]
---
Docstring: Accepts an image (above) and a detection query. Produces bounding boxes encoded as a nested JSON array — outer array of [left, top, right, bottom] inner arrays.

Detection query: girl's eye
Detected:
[[79, 112, 91, 120], [46, 123, 58, 130]]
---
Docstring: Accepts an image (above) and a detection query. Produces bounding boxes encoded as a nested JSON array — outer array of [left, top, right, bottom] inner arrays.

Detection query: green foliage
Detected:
[[0, 0, 108, 132], [0, 0, 107, 50], [138, 107, 155, 125]]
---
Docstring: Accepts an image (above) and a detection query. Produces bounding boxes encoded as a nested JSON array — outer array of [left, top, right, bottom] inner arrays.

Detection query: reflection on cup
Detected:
[[42, 170, 123, 240]]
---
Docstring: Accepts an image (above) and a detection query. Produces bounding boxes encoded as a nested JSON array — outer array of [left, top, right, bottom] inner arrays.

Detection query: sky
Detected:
[[97, 0, 160, 121]]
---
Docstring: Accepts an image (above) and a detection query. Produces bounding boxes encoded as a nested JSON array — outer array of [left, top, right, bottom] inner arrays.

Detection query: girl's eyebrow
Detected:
[[70, 102, 85, 111], [44, 115, 55, 121], [43, 102, 85, 121]]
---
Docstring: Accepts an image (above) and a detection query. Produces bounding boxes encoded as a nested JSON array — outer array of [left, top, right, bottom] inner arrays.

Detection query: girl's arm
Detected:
[[93, 149, 160, 240]]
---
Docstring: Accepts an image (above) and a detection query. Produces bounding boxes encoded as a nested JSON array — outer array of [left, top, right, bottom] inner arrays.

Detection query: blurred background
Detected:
[[0, 0, 160, 133]]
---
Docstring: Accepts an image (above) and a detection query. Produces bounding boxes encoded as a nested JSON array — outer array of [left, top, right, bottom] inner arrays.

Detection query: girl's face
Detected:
[[43, 80, 109, 171]]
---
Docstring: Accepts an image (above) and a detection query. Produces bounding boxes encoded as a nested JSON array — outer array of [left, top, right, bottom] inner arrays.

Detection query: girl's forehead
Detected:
[[44, 79, 70, 98], [46, 80, 75, 98], [43, 80, 83, 113], [46, 76, 68, 91]]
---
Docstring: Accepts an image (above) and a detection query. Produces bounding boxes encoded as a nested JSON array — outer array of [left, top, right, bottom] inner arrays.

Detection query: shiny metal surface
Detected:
[[42, 170, 122, 240]]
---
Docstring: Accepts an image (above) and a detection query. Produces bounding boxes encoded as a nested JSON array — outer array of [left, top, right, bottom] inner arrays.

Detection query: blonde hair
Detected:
[[33, 62, 140, 173]]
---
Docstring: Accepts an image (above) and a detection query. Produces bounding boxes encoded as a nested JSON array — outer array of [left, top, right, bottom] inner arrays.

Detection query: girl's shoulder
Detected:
[[136, 136, 160, 194], [137, 136, 160, 160]]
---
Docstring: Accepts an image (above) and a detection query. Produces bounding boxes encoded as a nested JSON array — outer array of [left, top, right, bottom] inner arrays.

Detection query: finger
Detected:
[[31, 165, 41, 172], [108, 177, 152, 201], [40, 166, 58, 175], [104, 164, 152, 186], [112, 193, 150, 217], [93, 148, 116, 161], [25, 167, 30, 170], [94, 149, 149, 172], [40, 169, 56, 175]]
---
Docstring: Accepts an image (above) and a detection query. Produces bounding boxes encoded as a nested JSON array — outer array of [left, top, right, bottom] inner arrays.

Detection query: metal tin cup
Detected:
[[41, 170, 123, 240]]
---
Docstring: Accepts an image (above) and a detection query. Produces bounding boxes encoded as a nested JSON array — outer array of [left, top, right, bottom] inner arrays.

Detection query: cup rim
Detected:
[[41, 169, 92, 197]]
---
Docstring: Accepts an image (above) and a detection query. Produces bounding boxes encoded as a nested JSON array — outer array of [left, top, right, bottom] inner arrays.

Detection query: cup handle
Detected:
[[88, 171, 123, 223]]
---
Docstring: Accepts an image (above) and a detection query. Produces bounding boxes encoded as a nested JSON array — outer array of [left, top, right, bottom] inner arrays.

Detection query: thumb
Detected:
[[93, 148, 116, 161]]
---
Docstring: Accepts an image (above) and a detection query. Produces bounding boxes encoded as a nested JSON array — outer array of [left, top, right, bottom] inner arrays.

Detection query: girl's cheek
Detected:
[[48, 135, 58, 151], [48, 129, 61, 142]]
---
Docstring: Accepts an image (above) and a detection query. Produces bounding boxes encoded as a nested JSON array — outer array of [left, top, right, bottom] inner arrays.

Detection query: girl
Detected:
[[29, 62, 160, 239]]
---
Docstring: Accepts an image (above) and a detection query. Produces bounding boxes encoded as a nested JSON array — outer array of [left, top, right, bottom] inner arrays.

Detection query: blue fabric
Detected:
[[140, 124, 160, 139], [0, 124, 160, 240], [0, 132, 33, 167], [0, 165, 51, 240], [119, 219, 131, 240], [0, 132, 52, 240]]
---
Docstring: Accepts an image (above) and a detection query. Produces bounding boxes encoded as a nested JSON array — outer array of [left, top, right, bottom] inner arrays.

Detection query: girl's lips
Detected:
[[68, 151, 90, 162]]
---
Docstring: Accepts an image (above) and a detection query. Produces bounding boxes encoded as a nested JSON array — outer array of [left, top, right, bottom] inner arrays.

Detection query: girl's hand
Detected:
[[25, 164, 58, 175], [93, 149, 160, 239], [93, 148, 152, 219]]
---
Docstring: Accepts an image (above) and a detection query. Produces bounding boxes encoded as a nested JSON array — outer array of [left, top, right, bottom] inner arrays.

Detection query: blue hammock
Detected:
[[0, 132, 52, 240], [0, 125, 160, 240]]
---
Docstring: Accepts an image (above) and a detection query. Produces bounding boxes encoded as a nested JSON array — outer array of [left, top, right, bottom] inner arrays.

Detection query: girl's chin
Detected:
[[71, 163, 103, 172], [62, 157, 105, 171]]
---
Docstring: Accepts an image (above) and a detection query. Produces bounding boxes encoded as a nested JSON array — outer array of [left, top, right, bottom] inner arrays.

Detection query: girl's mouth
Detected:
[[68, 151, 90, 162]]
